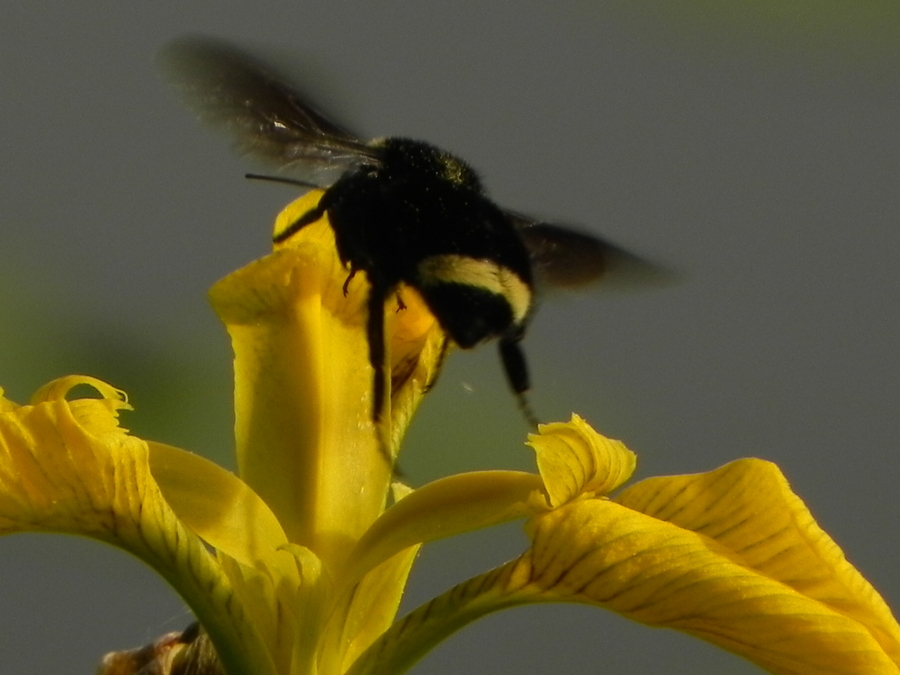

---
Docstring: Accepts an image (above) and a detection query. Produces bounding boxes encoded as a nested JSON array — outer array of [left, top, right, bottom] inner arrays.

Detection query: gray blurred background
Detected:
[[2, 2, 899, 674]]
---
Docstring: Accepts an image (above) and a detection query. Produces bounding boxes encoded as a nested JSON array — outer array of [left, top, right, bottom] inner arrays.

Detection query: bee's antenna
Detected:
[[245, 173, 321, 189]]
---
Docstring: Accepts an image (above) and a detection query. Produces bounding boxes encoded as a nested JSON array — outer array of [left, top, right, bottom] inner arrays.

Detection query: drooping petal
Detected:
[[0, 378, 276, 675], [348, 455, 900, 675], [519, 496, 900, 674], [616, 458, 900, 668]]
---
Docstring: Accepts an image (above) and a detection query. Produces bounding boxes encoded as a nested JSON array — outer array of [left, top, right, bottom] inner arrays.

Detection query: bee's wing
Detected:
[[159, 36, 380, 186], [506, 211, 678, 291]]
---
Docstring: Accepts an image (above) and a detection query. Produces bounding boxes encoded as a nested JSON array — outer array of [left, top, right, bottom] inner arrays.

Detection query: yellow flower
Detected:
[[1, 190, 899, 675]]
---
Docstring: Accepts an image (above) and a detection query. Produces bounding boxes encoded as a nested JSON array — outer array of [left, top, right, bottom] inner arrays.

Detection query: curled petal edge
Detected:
[[0, 380, 277, 675]]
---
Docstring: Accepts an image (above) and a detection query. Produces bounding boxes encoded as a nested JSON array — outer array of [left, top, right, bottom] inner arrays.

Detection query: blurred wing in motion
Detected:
[[507, 211, 679, 291], [160, 36, 678, 293], [158, 36, 381, 186]]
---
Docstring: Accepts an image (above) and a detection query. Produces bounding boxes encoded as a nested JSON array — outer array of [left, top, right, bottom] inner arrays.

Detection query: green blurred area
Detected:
[[0, 260, 236, 468]]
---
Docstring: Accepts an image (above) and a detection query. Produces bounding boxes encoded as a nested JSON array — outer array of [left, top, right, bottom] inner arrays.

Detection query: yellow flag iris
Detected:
[[1, 191, 898, 675]]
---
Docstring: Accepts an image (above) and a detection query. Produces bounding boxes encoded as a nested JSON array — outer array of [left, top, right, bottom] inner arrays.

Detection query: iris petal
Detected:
[[0, 379, 277, 675]]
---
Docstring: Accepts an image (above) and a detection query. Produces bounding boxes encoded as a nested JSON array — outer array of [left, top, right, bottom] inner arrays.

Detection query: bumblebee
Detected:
[[161, 37, 665, 428]]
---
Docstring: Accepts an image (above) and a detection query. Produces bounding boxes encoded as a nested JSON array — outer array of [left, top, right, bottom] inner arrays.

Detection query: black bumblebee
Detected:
[[161, 37, 666, 429]]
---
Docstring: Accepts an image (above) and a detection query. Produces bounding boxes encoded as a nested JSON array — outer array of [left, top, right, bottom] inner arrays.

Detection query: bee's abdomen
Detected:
[[417, 254, 532, 348]]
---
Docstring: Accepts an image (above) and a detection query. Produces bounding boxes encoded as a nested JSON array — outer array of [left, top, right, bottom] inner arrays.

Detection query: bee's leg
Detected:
[[342, 268, 358, 296], [366, 285, 387, 424], [272, 200, 329, 244], [499, 334, 539, 429], [364, 281, 394, 466]]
